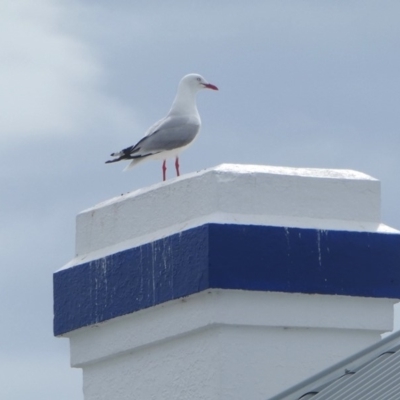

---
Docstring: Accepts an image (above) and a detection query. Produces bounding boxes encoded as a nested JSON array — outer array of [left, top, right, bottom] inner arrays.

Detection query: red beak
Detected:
[[203, 83, 218, 90]]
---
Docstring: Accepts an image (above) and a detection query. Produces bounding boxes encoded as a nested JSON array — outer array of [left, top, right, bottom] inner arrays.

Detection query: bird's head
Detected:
[[180, 73, 218, 92]]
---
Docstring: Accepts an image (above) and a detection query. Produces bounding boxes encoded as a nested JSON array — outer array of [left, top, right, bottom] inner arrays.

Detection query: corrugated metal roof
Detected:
[[268, 329, 400, 400]]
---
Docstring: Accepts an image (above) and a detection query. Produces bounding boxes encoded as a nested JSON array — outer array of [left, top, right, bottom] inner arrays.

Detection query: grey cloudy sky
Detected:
[[1, 1, 400, 398]]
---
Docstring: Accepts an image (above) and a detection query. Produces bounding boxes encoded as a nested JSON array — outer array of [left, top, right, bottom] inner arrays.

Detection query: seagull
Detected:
[[105, 73, 218, 181]]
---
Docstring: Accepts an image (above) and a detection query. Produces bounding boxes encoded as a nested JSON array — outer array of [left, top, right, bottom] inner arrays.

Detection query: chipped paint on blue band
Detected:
[[54, 224, 400, 335]]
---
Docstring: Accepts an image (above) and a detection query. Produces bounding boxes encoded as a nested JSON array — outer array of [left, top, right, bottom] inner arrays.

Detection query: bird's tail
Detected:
[[105, 156, 124, 164], [123, 158, 143, 171], [105, 145, 138, 164], [105, 149, 132, 164]]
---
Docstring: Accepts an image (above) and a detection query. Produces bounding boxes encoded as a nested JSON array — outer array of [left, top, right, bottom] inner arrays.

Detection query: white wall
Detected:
[[56, 164, 400, 399], [66, 290, 396, 400]]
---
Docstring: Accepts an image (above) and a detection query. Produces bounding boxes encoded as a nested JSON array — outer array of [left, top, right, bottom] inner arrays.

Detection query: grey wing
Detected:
[[134, 116, 200, 156]]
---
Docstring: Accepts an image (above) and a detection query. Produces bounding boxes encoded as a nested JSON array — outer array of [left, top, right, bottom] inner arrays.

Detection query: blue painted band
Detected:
[[54, 224, 400, 335]]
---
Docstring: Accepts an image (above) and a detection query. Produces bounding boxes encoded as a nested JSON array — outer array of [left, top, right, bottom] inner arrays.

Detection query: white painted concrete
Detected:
[[67, 163, 397, 270], [66, 290, 397, 400], [59, 164, 399, 399]]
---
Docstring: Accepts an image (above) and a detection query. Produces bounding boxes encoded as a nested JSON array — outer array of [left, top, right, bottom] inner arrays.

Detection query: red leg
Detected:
[[162, 160, 167, 181], [175, 157, 180, 177]]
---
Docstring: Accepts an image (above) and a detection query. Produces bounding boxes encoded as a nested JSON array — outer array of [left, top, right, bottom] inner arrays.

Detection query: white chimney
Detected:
[[54, 164, 400, 400]]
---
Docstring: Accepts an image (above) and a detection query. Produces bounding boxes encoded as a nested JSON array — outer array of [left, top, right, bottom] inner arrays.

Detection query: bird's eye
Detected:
[[196, 77, 201, 82]]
